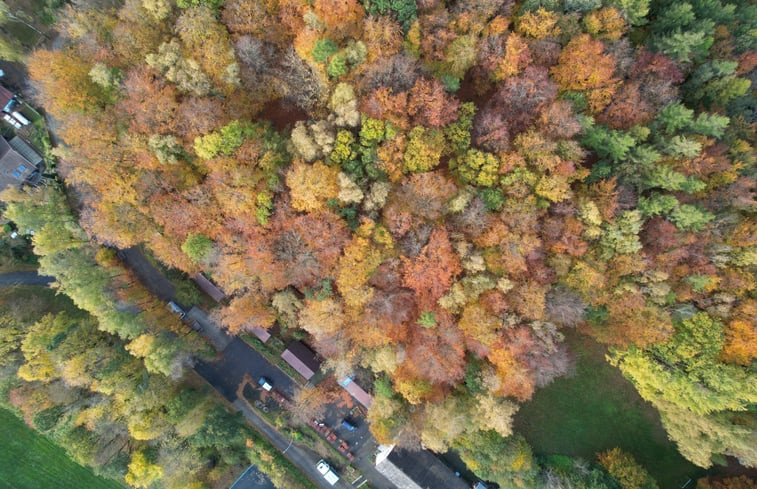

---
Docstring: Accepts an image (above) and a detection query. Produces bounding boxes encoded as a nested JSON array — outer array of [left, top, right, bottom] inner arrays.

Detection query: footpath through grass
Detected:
[[514, 332, 706, 488], [0, 408, 124, 489]]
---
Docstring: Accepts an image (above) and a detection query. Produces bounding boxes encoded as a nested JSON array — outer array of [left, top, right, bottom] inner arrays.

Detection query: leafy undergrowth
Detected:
[[0, 408, 125, 489], [514, 332, 706, 488]]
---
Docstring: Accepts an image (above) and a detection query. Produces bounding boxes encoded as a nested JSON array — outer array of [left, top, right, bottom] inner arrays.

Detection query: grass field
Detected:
[[514, 332, 707, 488], [0, 408, 124, 489]]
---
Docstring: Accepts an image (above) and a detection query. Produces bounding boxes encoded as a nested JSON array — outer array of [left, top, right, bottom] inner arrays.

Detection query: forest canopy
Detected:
[[15, 0, 757, 484]]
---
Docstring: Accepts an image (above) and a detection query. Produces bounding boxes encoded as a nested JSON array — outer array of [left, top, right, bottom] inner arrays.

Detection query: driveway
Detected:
[[186, 306, 233, 351], [0, 271, 54, 286], [117, 247, 176, 302], [195, 337, 296, 401], [319, 404, 395, 489]]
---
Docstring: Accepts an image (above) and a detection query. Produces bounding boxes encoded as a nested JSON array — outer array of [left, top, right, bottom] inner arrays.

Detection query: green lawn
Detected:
[[514, 332, 707, 488], [2, 19, 43, 47], [0, 408, 124, 489]]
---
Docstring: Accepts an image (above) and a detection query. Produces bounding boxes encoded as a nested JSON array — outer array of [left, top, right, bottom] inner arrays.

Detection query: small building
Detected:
[[280, 340, 321, 380], [375, 445, 470, 489], [0, 85, 15, 113], [0, 135, 43, 193], [340, 377, 373, 409], [228, 464, 276, 489], [193, 272, 226, 302], [249, 326, 271, 343]]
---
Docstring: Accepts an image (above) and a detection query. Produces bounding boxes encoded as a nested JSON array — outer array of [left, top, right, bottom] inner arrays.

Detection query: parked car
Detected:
[[341, 419, 358, 432], [258, 377, 273, 391], [316, 459, 340, 486], [167, 301, 186, 319]]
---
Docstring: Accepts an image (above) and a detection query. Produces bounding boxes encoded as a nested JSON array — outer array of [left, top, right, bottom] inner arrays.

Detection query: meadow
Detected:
[[0, 408, 124, 489], [514, 333, 706, 488]]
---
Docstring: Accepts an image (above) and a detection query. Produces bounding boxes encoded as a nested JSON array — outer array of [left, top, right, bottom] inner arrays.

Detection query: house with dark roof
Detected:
[[280, 340, 321, 380], [375, 445, 470, 489], [193, 272, 226, 302], [0, 135, 42, 193]]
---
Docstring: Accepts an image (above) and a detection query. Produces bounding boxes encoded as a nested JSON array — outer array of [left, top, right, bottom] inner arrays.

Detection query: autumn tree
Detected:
[[29, 49, 108, 117], [401, 227, 462, 310], [598, 448, 659, 489], [290, 381, 344, 424], [610, 313, 757, 467], [286, 160, 340, 212], [551, 34, 619, 113]]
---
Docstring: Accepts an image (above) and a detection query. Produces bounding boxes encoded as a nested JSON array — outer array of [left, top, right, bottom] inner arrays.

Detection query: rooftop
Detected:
[[0, 85, 13, 111], [280, 340, 321, 380], [376, 445, 470, 489], [0, 136, 42, 193], [8, 136, 42, 166], [249, 326, 271, 343], [193, 272, 225, 302], [228, 465, 276, 489], [340, 377, 373, 409]]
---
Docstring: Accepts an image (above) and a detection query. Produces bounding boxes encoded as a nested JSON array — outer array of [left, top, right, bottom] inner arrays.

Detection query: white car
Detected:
[[316, 459, 340, 485], [258, 377, 273, 391]]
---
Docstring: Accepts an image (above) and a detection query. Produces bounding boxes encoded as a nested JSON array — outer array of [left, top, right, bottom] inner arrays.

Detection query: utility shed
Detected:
[[249, 326, 271, 343], [340, 377, 373, 409], [0, 136, 42, 192], [280, 340, 321, 380], [193, 272, 225, 302], [375, 445, 470, 489]]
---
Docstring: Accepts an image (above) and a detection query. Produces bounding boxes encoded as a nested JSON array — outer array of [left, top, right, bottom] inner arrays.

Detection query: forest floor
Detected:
[[514, 332, 707, 488], [0, 408, 124, 489]]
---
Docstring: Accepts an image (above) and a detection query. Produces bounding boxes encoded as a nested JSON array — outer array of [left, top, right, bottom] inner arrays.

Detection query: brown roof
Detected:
[[340, 377, 373, 409], [193, 273, 225, 302], [280, 341, 321, 380]]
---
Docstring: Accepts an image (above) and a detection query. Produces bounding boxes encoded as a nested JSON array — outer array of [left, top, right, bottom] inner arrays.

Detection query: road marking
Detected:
[[351, 476, 363, 484], [356, 480, 368, 488]]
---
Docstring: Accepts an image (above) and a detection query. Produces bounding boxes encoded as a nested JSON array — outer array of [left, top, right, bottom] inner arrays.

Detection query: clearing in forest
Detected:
[[514, 332, 706, 488], [0, 408, 124, 489]]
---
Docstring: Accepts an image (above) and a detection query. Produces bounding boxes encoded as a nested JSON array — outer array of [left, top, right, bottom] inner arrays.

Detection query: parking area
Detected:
[[195, 337, 296, 401]]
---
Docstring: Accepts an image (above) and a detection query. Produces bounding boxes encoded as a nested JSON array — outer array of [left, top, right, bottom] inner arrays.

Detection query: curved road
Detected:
[[0, 271, 54, 286]]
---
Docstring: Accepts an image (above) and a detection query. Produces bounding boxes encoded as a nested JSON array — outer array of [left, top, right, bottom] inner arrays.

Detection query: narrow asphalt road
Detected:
[[117, 247, 176, 303], [0, 271, 54, 286], [196, 337, 296, 401]]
